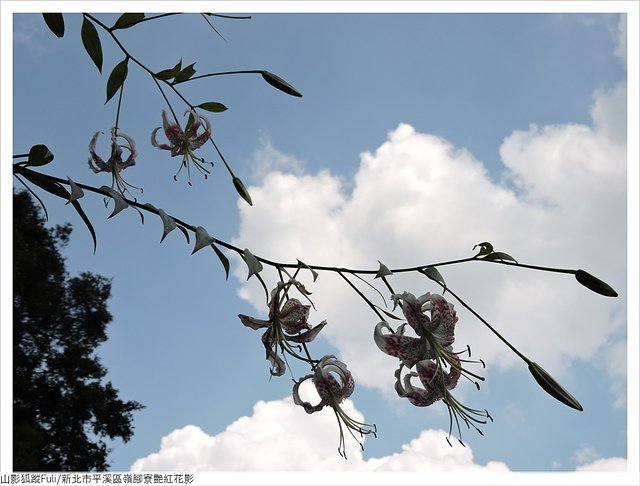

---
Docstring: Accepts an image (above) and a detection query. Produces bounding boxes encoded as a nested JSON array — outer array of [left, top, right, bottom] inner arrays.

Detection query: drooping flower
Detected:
[[375, 290, 490, 445], [238, 279, 326, 376], [88, 127, 140, 197], [151, 109, 213, 184], [293, 355, 376, 457], [374, 292, 458, 367]]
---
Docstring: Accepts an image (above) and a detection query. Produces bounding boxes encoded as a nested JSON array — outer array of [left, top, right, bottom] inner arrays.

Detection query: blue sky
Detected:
[[2, 2, 639, 483]]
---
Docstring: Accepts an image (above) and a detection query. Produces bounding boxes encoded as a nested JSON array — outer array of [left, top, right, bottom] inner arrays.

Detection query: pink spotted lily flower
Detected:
[[293, 355, 376, 458], [88, 127, 140, 197], [238, 279, 327, 376], [151, 109, 213, 184], [375, 291, 491, 444]]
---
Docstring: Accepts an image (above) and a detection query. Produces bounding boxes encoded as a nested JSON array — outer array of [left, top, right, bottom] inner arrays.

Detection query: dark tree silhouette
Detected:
[[13, 191, 143, 471]]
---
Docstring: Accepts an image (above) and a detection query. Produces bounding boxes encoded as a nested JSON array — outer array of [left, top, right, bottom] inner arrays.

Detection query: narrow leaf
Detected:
[[575, 269, 618, 297], [99, 186, 129, 218], [197, 102, 228, 113], [261, 71, 302, 97], [66, 177, 84, 203], [297, 260, 319, 282], [232, 176, 253, 206], [375, 261, 393, 279], [27, 144, 54, 166], [43, 13, 64, 38], [176, 225, 191, 244], [482, 251, 518, 264], [192, 226, 214, 255], [155, 59, 182, 80], [375, 306, 402, 321], [112, 13, 145, 30], [243, 248, 263, 280], [211, 243, 230, 279], [473, 241, 493, 257], [105, 58, 129, 104], [173, 62, 197, 84], [423, 266, 446, 287], [528, 362, 583, 411], [81, 17, 103, 73], [158, 209, 177, 243], [16, 167, 97, 252]]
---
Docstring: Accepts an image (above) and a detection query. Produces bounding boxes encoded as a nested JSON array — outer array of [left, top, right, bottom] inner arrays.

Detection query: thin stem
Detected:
[[434, 283, 531, 365], [337, 271, 385, 321], [172, 70, 263, 85], [13, 167, 582, 288]]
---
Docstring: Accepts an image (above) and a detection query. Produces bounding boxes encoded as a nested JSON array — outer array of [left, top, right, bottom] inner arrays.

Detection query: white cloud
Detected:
[[131, 393, 630, 476], [232, 79, 626, 402], [614, 14, 627, 66], [131, 390, 509, 473], [248, 135, 306, 182], [575, 457, 627, 472]]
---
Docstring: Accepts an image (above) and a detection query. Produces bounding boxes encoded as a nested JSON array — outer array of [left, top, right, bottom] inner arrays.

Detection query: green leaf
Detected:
[[375, 261, 393, 279], [43, 13, 64, 38], [482, 251, 518, 264], [528, 362, 583, 411], [66, 177, 84, 204], [211, 243, 230, 279], [192, 226, 214, 254], [176, 225, 190, 244], [232, 177, 253, 206], [197, 102, 228, 113], [173, 62, 197, 84], [112, 13, 145, 30], [243, 248, 263, 280], [297, 260, 319, 282], [422, 266, 446, 287], [105, 58, 129, 104], [16, 166, 97, 252], [574, 269, 618, 297], [99, 186, 129, 218], [473, 241, 493, 257], [261, 71, 302, 97], [155, 59, 182, 80], [157, 209, 177, 243], [27, 144, 54, 166], [81, 17, 103, 73]]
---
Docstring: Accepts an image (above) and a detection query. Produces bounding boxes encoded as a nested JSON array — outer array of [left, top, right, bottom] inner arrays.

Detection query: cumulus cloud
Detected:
[[575, 457, 627, 472], [131, 392, 627, 475], [131, 390, 509, 472], [232, 79, 626, 402]]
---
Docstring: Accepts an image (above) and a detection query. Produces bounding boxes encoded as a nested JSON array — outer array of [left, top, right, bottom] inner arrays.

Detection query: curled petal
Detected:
[[374, 321, 433, 367], [426, 294, 457, 347], [162, 109, 185, 146], [261, 329, 286, 376], [278, 298, 311, 334], [416, 358, 461, 392], [293, 374, 325, 414], [238, 314, 271, 330], [151, 127, 173, 151], [286, 320, 326, 343], [313, 355, 354, 403], [88, 131, 109, 172], [393, 292, 431, 335], [394, 366, 439, 407]]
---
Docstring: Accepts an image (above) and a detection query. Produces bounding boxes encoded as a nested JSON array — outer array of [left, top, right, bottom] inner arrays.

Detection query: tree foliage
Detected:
[[13, 191, 143, 471]]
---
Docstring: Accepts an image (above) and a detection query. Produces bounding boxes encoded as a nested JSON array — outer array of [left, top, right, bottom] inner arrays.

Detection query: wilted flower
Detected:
[[151, 109, 213, 184], [88, 127, 140, 196], [238, 279, 326, 376], [293, 355, 376, 457]]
